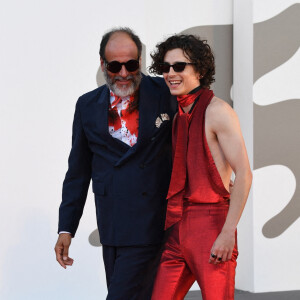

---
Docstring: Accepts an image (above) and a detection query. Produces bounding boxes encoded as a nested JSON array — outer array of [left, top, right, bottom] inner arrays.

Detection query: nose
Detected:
[[168, 66, 176, 76], [119, 65, 129, 77]]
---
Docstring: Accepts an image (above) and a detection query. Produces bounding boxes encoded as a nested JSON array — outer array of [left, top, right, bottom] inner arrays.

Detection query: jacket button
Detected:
[[142, 192, 147, 196]]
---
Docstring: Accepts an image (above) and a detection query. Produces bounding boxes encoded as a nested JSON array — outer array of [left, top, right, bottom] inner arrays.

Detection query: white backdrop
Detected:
[[2, 0, 300, 298], [252, 0, 300, 292], [0, 1, 232, 299], [234, 0, 300, 293]]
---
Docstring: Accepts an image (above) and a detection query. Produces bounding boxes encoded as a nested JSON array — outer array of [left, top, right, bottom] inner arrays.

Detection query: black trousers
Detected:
[[102, 244, 163, 300]]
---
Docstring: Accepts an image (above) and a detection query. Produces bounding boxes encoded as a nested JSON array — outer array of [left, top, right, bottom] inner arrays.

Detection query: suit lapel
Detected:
[[95, 86, 110, 141], [115, 76, 161, 166], [95, 86, 130, 153], [136, 75, 161, 148]]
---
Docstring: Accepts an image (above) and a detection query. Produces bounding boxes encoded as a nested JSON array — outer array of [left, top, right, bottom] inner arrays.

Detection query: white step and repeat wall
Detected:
[[1, 0, 300, 299], [252, 0, 300, 292], [234, 0, 300, 293]]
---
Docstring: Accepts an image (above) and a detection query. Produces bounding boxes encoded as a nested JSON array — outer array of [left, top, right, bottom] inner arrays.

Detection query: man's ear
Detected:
[[100, 58, 105, 72]]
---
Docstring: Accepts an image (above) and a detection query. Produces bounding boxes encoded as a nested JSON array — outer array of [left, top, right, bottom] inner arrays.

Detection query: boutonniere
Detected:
[[155, 113, 170, 128]]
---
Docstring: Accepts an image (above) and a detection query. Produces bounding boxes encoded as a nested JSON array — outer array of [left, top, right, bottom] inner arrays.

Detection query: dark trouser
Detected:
[[151, 201, 238, 300], [102, 244, 163, 300]]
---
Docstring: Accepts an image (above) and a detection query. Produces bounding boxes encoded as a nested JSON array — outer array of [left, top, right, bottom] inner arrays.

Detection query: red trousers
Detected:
[[151, 201, 238, 300]]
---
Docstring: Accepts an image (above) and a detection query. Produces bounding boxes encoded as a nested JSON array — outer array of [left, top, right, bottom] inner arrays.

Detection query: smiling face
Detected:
[[163, 48, 200, 96], [101, 32, 141, 97]]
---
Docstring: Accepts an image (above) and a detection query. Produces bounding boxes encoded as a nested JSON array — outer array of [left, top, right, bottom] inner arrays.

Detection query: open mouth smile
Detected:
[[169, 80, 182, 87]]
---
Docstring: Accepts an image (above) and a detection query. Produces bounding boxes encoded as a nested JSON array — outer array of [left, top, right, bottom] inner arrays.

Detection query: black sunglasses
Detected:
[[159, 62, 196, 73], [105, 59, 140, 73]]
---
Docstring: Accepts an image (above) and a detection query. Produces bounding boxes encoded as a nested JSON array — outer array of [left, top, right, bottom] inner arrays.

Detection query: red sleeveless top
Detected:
[[165, 88, 230, 229]]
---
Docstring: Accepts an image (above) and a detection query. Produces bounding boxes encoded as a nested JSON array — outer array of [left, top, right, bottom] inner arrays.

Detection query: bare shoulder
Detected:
[[206, 96, 240, 131], [207, 96, 236, 118]]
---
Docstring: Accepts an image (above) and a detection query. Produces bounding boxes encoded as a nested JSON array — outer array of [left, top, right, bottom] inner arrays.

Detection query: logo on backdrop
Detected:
[[89, 4, 300, 246]]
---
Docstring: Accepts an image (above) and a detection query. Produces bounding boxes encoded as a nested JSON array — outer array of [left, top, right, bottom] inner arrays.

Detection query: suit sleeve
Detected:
[[58, 98, 92, 237]]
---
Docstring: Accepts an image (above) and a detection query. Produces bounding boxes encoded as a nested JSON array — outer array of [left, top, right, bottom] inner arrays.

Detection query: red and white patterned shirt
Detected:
[[108, 91, 139, 147]]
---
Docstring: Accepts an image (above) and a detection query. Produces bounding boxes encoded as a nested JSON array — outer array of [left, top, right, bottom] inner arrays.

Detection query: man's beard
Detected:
[[103, 69, 142, 97]]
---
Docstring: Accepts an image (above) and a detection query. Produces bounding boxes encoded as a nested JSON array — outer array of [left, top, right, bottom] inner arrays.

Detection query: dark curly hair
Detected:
[[149, 34, 215, 89]]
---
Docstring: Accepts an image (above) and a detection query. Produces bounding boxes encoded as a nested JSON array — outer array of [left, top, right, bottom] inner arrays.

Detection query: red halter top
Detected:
[[165, 88, 230, 229]]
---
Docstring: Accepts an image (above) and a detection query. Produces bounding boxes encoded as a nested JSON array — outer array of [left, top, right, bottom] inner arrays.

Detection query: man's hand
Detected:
[[54, 233, 74, 269], [209, 230, 235, 264]]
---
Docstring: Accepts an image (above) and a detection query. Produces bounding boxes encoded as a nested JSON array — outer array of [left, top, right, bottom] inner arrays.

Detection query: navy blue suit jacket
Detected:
[[58, 75, 177, 246]]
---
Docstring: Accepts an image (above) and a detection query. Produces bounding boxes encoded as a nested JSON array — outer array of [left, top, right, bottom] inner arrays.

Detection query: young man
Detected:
[[149, 34, 252, 300], [54, 28, 176, 300]]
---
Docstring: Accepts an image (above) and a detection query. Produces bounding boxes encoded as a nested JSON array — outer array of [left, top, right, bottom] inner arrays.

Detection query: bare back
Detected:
[[205, 97, 233, 192]]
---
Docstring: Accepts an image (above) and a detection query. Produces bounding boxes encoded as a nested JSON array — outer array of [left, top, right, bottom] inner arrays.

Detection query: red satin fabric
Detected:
[[177, 88, 203, 107], [151, 201, 238, 300], [165, 88, 230, 230]]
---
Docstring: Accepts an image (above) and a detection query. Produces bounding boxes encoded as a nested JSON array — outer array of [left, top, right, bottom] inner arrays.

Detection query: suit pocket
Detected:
[[92, 181, 105, 195]]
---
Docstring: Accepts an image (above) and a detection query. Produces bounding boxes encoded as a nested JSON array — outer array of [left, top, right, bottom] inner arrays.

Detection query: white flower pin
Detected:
[[155, 113, 170, 128]]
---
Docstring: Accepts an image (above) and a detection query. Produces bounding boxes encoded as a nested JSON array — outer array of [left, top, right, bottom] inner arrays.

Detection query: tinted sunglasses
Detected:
[[159, 62, 196, 73], [105, 59, 140, 73]]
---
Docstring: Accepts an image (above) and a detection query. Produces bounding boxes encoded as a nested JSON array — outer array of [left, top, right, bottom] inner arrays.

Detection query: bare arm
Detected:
[[207, 99, 252, 263]]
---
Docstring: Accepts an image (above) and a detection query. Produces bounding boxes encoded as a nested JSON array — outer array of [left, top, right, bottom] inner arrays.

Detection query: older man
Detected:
[[54, 28, 176, 300]]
